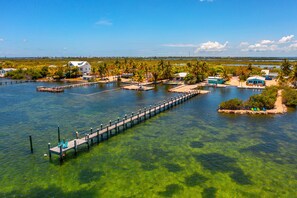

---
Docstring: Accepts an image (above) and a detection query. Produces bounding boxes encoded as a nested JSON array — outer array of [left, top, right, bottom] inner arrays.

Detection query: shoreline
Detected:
[[218, 90, 287, 115]]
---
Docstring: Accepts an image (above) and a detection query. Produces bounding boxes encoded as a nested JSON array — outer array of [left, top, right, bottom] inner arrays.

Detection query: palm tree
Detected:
[[280, 59, 292, 76], [289, 64, 297, 87]]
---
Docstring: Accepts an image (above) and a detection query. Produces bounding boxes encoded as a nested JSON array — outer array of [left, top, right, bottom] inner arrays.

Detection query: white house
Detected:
[[0, 68, 16, 77], [174, 72, 188, 80], [68, 61, 91, 75]]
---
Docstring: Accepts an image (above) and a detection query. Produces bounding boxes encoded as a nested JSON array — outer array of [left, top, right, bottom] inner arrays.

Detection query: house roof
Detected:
[[1, 68, 16, 71], [175, 72, 188, 78], [208, 76, 223, 79], [247, 76, 265, 81], [68, 61, 89, 67]]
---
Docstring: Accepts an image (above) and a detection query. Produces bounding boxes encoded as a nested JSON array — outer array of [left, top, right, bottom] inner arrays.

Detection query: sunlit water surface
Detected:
[[0, 81, 296, 197]]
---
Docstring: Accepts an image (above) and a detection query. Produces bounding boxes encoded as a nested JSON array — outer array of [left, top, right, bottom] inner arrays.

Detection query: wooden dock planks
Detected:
[[48, 91, 200, 161]]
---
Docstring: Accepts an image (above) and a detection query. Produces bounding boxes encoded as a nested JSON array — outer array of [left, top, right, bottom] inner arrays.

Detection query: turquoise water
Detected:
[[0, 81, 296, 197]]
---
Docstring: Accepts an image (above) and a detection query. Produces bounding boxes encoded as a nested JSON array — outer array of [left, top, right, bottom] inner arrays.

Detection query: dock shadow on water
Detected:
[[195, 153, 252, 185]]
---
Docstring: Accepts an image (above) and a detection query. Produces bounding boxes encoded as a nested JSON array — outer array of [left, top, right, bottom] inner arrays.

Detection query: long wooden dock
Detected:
[[0, 80, 36, 86], [48, 91, 201, 162], [37, 82, 101, 93]]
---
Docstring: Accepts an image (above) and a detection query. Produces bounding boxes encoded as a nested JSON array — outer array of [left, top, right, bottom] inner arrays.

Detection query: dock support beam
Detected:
[[74, 140, 77, 155], [58, 126, 61, 143], [48, 143, 51, 158], [29, 135, 33, 153], [59, 145, 63, 162]]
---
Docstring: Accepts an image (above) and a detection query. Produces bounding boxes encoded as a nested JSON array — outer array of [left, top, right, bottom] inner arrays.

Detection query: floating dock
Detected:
[[48, 91, 200, 162]]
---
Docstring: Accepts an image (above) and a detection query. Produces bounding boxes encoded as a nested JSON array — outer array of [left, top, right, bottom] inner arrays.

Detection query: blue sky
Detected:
[[0, 0, 297, 57]]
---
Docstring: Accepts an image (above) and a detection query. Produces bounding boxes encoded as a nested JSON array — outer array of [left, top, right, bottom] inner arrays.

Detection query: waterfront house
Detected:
[[261, 69, 278, 80], [174, 72, 188, 81], [0, 68, 16, 77], [207, 76, 225, 84], [68, 61, 91, 75], [246, 76, 265, 86]]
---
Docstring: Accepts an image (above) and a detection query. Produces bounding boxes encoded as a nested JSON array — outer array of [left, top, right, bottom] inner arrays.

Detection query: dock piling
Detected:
[[29, 135, 33, 153], [48, 143, 51, 158], [58, 126, 61, 143]]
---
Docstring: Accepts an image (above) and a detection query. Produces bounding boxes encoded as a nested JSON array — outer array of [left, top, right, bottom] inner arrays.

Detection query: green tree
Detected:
[[40, 66, 49, 77], [98, 63, 107, 79], [280, 59, 292, 76], [151, 64, 160, 83], [289, 64, 297, 87]]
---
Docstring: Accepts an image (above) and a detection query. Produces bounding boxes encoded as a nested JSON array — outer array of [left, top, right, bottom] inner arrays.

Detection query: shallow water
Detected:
[[0, 81, 296, 197]]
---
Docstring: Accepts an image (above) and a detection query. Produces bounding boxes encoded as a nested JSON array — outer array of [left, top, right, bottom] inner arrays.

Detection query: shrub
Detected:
[[282, 88, 297, 107], [219, 98, 244, 110]]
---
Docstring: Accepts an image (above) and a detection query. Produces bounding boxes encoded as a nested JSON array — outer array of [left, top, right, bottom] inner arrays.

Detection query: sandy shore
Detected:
[[218, 90, 287, 114]]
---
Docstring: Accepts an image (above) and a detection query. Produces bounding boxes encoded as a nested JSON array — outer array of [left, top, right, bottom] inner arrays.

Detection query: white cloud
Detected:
[[279, 35, 294, 44], [23, 39, 27, 42], [240, 42, 249, 47], [0, 38, 4, 42], [288, 43, 297, 51], [95, 19, 112, 26], [195, 41, 228, 53], [260, 40, 274, 44], [162, 43, 198, 47], [245, 43, 278, 52]]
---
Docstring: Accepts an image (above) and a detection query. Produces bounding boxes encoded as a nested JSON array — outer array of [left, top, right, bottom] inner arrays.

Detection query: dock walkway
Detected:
[[0, 80, 36, 86], [48, 91, 200, 162], [37, 82, 102, 93]]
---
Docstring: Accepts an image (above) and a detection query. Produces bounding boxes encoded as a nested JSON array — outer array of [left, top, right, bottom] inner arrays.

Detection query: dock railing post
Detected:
[[59, 145, 63, 162], [139, 110, 142, 121], [123, 118, 125, 130], [131, 112, 134, 126], [97, 128, 99, 143], [87, 134, 90, 150], [76, 131, 79, 139], [48, 143, 51, 158], [144, 107, 146, 120], [29, 135, 33, 153], [90, 128, 93, 134], [149, 105, 152, 117], [74, 139, 77, 155]]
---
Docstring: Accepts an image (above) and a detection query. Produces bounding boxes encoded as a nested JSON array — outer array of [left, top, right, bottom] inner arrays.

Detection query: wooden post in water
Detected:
[[29, 135, 33, 153], [87, 134, 90, 150], [74, 140, 77, 155], [59, 145, 63, 162], [117, 117, 120, 133], [58, 126, 61, 143], [96, 129, 99, 143], [48, 143, 51, 158], [144, 107, 146, 120], [90, 128, 93, 144], [121, 118, 124, 130]]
